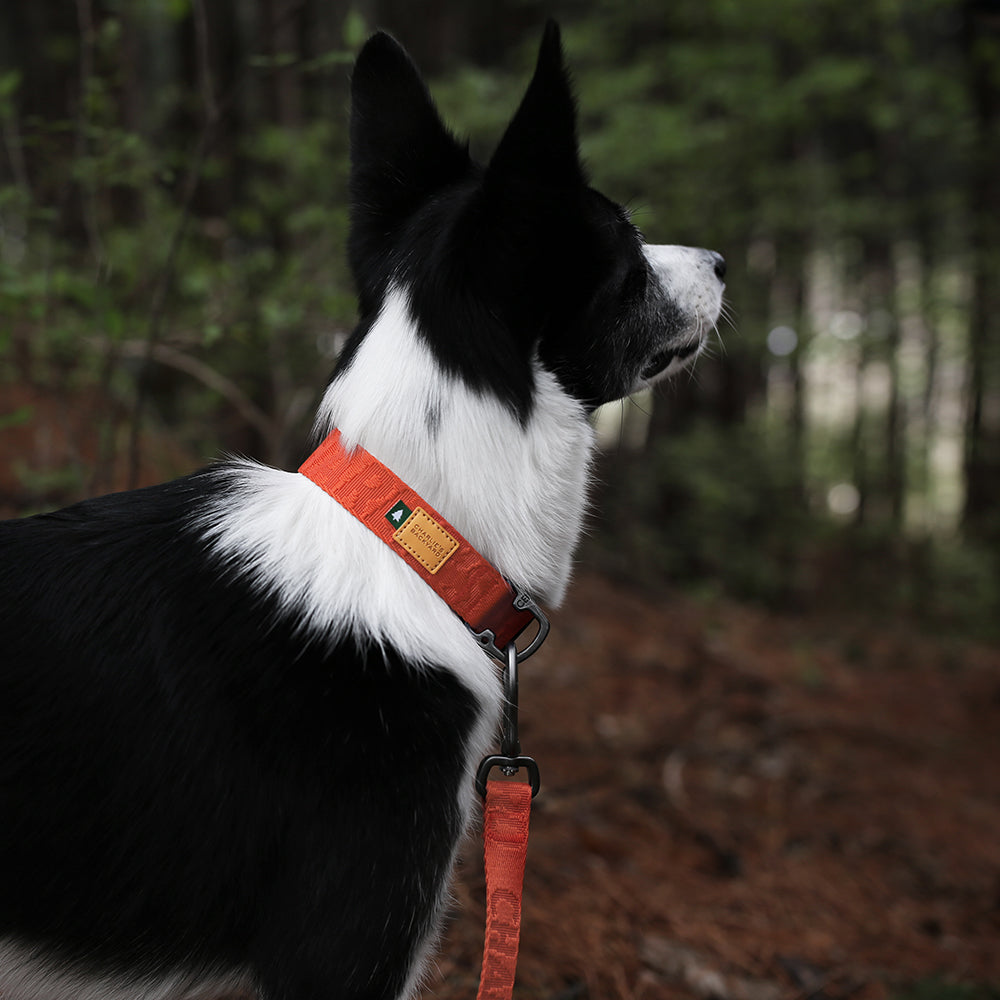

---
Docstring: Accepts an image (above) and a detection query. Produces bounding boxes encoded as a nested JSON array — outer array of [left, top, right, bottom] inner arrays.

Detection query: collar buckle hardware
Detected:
[[470, 587, 549, 664]]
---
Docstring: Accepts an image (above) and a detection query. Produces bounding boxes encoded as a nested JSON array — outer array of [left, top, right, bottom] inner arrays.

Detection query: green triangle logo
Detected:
[[385, 500, 412, 529]]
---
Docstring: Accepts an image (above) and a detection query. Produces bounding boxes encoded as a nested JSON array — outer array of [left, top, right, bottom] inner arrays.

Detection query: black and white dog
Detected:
[[0, 23, 724, 1000]]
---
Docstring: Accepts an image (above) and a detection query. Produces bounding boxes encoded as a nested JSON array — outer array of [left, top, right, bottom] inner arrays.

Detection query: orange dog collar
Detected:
[[299, 429, 548, 660]]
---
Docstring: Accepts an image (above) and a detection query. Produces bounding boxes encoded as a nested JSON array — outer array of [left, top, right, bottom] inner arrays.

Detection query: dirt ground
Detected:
[[430, 572, 1000, 1000]]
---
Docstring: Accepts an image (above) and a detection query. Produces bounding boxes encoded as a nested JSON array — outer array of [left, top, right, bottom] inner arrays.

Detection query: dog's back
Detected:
[[1, 478, 481, 997]]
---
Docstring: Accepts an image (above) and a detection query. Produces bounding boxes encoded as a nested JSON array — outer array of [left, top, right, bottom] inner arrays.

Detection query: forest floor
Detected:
[[430, 572, 1000, 1000]]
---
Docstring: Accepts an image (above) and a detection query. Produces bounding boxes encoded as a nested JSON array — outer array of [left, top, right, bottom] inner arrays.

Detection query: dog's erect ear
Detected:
[[486, 21, 584, 191], [349, 32, 470, 234]]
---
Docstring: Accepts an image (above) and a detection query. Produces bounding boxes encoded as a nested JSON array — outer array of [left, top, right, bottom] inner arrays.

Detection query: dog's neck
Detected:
[[314, 287, 594, 607]]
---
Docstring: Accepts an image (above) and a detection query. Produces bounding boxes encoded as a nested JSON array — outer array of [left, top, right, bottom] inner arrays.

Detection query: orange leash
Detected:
[[477, 780, 533, 1000], [475, 643, 539, 999]]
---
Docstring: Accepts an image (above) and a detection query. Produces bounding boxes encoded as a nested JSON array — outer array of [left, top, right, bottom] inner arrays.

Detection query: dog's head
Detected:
[[345, 21, 724, 415]]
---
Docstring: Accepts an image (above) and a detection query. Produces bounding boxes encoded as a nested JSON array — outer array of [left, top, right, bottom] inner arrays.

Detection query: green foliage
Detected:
[[0, 6, 358, 471], [0, 69, 20, 109], [893, 980, 1000, 1000], [427, 0, 976, 278], [589, 419, 999, 636], [0, 405, 33, 431], [590, 420, 810, 605], [9, 459, 86, 513], [527, 0, 971, 254]]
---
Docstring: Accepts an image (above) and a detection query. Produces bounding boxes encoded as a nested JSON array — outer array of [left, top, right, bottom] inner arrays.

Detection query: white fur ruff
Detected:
[[204, 286, 592, 683]]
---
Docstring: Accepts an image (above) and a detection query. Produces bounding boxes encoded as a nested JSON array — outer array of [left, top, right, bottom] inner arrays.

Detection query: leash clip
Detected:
[[471, 587, 549, 664], [476, 643, 541, 799]]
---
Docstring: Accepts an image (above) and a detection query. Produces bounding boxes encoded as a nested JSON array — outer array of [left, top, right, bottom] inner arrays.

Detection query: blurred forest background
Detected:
[[2, 0, 1000, 631], [2, 3, 1000, 1000]]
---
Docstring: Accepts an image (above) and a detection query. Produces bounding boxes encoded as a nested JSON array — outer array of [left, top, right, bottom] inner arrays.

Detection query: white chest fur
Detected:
[[315, 286, 595, 609], [202, 286, 594, 702]]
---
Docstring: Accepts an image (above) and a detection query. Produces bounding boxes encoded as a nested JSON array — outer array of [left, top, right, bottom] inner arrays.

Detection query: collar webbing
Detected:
[[298, 429, 542, 656]]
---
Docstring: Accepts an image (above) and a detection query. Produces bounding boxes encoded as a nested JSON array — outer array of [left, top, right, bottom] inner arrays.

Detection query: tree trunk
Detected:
[[962, 0, 1000, 548]]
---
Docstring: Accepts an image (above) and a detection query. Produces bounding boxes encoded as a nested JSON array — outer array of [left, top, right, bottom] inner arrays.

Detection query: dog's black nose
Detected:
[[709, 251, 727, 282]]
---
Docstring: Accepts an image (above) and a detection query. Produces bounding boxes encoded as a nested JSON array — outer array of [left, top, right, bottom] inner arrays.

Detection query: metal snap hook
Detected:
[[475, 642, 541, 799]]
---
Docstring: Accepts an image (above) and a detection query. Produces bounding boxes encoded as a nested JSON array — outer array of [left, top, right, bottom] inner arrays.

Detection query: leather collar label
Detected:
[[392, 506, 459, 575]]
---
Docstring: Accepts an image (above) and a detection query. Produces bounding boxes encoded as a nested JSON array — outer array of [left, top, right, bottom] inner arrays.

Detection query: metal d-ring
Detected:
[[471, 587, 550, 665], [510, 590, 549, 661]]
